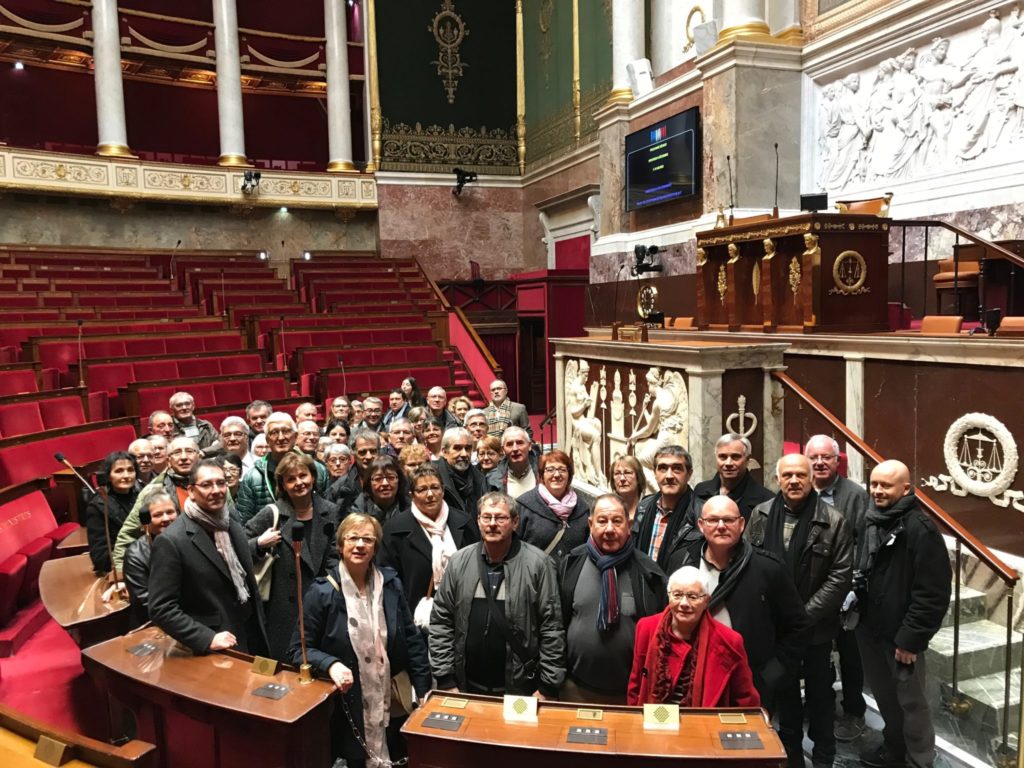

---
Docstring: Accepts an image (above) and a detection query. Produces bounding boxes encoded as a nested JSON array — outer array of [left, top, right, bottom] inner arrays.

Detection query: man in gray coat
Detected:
[[430, 491, 565, 699]]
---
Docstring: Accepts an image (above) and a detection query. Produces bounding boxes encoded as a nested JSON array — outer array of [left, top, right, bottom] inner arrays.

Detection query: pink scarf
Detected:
[[538, 484, 578, 521]]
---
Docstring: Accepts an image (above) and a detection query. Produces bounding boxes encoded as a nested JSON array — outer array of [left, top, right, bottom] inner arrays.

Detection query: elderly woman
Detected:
[[380, 465, 478, 626], [330, 396, 352, 423], [251, 432, 269, 458], [515, 450, 590, 564], [324, 442, 354, 480], [219, 416, 254, 473], [420, 416, 444, 460], [628, 566, 760, 707], [246, 452, 339, 660], [398, 444, 428, 484], [350, 400, 364, 425], [350, 455, 410, 526], [610, 455, 644, 523], [475, 436, 501, 473], [85, 451, 140, 575], [447, 395, 472, 425], [293, 513, 430, 768]]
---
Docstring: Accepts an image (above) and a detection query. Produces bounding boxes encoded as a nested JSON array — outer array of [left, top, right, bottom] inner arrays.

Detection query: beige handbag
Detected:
[[253, 504, 280, 602]]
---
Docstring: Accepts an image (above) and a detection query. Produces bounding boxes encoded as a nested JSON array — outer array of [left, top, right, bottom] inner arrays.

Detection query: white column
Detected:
[[324, 0, 355, 172], [845, 355, 866, 484], [719, 0, 770, 41], [212, 0, 249, 167], [610, 0, 644, 102], [91, 0, 133, 157], [687, 369, 724, 485], [650, 0, 691, 76]]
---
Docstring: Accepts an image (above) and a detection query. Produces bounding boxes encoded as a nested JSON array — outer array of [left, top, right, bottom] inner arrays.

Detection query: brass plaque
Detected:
[[441, 697, 469, 709], [34, 735, 70, 766], [576, 708, 604, 721], [251, 655, 279, 677], [719, 712, 748, 724]]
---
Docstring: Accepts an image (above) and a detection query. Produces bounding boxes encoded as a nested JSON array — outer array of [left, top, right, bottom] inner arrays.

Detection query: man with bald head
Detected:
[[855, 460, 950, 768], [169, 391, 217, 450], [804, 434, 870, 742], [676, 495, 809, 711], [748, 454, 853, 768]]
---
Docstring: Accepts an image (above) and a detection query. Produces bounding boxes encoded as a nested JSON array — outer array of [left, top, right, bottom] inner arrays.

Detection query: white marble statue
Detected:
[[564, 359, 607, 486], [625, 367, 688, 492]]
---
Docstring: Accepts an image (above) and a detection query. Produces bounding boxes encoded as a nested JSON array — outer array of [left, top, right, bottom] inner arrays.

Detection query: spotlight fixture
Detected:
[[631, 244, 664, 276], [241, 169, 262, 194], [14, 61, 25, 71], [452, 167, 478, 197], [259, 251, 268, 261], [279, 206, 288, 213], [303, 251, 311, 261]]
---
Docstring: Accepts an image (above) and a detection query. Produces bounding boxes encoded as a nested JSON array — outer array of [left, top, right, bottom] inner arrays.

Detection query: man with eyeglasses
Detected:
[[128, 438, 155, 485], [631, 445, 698, 573], [169, 392, 217, 450], [380, 465, 478, 624], [805, 434, 871, 743], [236, 412, 328, 524], [433, 427, 488, 527], [680, 495, 810, 713], [688, 433, 774, 524], [295, 420, 322, 457], [149, 459, 269, 655], [123, 492, 178, 626], [385, 417, 415, 458], [358, 396, 386, 433], [147, 434, 169, 475], [430, 492, 565, 700], [112, 436, 201, 572], [748, 454, 853, 768], [484, 379, 532, 440], [559, 494, 667, 704], [327, 428, 380, 508]]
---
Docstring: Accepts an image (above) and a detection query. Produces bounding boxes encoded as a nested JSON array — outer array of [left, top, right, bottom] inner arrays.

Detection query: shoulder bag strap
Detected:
[[543, 522, 567, 555], [476, 551, 533, 663]]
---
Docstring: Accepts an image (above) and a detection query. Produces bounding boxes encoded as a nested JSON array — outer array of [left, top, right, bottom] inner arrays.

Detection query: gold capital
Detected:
[[217, 153, 252, 168]]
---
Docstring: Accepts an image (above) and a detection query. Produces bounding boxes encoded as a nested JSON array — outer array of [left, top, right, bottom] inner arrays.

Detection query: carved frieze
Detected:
[[380, 118, 518, 174]]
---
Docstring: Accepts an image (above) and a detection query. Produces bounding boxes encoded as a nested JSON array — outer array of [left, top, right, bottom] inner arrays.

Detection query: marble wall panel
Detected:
[[701, 68, 736, 216], [377, 183, 527, 280], [521, 153, 602, 270]]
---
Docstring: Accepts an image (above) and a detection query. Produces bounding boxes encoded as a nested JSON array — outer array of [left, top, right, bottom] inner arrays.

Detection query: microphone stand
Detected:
[[726, 155, 735, 225], [293, 522, 313, 684], [55, 452, 98, 497], [611, 261, 628, 339]]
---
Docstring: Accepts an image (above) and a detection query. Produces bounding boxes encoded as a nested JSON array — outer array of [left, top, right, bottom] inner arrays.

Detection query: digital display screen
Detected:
[[625, 107, 701, 212]]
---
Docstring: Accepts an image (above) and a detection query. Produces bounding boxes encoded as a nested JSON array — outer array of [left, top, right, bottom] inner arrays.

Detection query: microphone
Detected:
[[726, 155, 735, 224], [773, 143, 780, 218], [292, 521, 312, 684], [76, 319, 85, 387], [54, 452, 98, 497]]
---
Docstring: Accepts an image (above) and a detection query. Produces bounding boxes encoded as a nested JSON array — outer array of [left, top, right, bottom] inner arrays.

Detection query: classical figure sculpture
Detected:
[[956, 11, 1019, 160], [826, 74, 871, 189], [564, 359, 607, 487], [625, 367, 688, 493]]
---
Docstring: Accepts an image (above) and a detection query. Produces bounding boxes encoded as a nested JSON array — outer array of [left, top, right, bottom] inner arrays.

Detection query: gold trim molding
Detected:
[[380, 119, 518, 175], [326, 160, 358, 173], [0, 146, 377, 210], [217, 154, 253, 168], [96, 143, 137, 160]]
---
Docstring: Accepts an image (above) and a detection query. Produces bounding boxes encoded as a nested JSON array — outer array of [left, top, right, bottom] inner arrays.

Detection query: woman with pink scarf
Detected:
[[515, 450, 591, 564]]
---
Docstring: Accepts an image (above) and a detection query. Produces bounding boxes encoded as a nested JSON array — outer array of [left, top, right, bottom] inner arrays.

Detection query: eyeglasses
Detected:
[[413, 484, 443, 494], [479, 514, 511, 524], [807, 454, 837, 463], [669, 591, 707, 603], [326, 455, 349, 464], [543, 466, 568, 476], [266, 428, 294, 438], [343, 535, 377, 545], [355, 448, 378, 456], [169, 448, 199, 457], [478, 450, 499, 458], [612, 470, 636, 478], [193, 479, 227, 490], [701, 515, 742, 527], [221, 430, 246, 439], [371, 473, 399, 484]]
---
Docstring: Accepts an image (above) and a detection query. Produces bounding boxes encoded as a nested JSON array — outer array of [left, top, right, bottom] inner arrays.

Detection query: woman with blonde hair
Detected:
[[610, 455, 645, 522]]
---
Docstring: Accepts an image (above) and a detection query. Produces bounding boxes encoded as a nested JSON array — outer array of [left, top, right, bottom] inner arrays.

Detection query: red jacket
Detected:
[[627, 608, 761, 707]]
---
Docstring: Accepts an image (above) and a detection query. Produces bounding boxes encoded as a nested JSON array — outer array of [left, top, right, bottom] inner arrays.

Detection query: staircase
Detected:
[[443, 349, 485, 406]]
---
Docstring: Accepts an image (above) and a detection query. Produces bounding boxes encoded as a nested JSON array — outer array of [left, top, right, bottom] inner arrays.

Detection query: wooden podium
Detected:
[[695, 213, 890, 333], [38, 553, 131, 649], [82, 627, 335, 768], [403, 692, 785, 767]]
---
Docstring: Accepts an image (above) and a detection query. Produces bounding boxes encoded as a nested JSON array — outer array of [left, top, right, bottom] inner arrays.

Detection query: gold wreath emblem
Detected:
[[832, 250, 868, 294]]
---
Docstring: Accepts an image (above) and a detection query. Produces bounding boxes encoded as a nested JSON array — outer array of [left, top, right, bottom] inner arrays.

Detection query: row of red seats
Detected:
[[125, 372, 290, 421], [256, 314, 424, 351], [296, 343, 443, 396], [0, 291, 188, 309], [0, 391, 87, 439], [272, 324, 434, 366], [0, 364, 57, 396], [83, 351, 264, 398], [0, 421, 138, 490], [316, 363, 454, 403], [0, 307, 205, 323], [0, 317, 226, 351]]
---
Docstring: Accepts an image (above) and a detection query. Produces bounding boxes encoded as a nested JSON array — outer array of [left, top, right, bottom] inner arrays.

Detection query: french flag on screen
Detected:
[[650, 125, 666, 142]]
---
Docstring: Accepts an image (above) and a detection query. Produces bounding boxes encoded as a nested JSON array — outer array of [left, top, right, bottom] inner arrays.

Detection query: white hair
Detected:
[[265, 411, 296, 431], [296, 420, 320, 433], [441, 427, 472, 450], [804, 434, 840, 456], [220, 416, 249, 434], [667, 565, 710, 595], [252, 433, 267, 449]]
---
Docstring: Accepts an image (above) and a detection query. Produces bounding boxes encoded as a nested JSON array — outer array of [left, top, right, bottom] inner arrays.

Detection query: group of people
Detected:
[[83, 381, 951, 768]]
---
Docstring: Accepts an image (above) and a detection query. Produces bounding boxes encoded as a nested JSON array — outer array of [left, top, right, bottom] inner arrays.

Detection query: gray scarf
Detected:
[[183, 498, 250, 604]]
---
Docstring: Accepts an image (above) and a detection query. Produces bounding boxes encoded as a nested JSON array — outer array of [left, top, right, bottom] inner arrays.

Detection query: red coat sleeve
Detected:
[[627, 615, 656, 705]]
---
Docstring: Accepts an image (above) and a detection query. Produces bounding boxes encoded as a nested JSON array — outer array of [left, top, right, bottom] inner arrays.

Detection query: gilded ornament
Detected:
[[752, 262, 761, 299], [717, 265, 727, 305], [290, 180, 301, 194], [380, 119, 517, 174], [696, 247, 706, 267], [763, 238, 775, 260], [429, 0, 469, 104], [829, 249, 870, 295], [698, 221, 811, 247], [727, 242, 740, 263], [180, 174, 191, 189], [714, 205, 728, 228], [684, 6, 705, 52], [636, 284, 658, 319], [788, 256, 802, 301]]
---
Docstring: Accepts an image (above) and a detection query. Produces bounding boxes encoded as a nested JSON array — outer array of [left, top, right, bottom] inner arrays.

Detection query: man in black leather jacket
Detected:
[[123, 491, 179, 626], [748, 454, 853, 768]]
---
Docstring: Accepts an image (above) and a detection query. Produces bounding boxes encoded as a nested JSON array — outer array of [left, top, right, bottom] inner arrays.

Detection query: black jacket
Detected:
[[631, 488, 694, 572], [859, 499, 951, 653], [485, 455, 540, 493], [123, 534, 153, 627], [292, 566, 431, 763], [676, 537, 810, 707], [85, 488, 139, 574], [515, 488, 590, 565], [325, 465, 361, 511], [558, 544, 668, 629], [245, 496, 340, 660], [379, 507, 479, 608], [149, 513, 269, 656], [827, 475, 870, 560], [349, 491, 409, 528], [688, 471, 774, 523], [432, 458, 488, 522], [748, 494, 854, 644]]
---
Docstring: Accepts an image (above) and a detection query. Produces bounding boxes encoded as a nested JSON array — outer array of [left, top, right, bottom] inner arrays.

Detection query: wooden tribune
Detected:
[[82, 627, 335, 768], [402, 692, 785, 767], [695, 213, 890, 333]]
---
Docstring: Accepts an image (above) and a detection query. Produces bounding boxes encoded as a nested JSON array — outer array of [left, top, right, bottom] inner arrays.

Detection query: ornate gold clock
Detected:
[[637, 284, 658, 319]]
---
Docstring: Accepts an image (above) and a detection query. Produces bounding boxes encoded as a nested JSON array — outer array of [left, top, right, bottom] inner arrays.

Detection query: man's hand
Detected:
[[894, 647, 917, 665], [329, 662, 355, 692], [209, 631, 237, 651], [534, 691, 549, 702]]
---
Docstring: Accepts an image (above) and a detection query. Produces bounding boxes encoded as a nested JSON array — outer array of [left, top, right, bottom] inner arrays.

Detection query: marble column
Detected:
[[324, 0, 355, 172], [554, 355, 567, 451], [609, 0, 644, 103], [762, 366, 785, 491], [212, 0, 250, 167], [91, 0, 133, 158], [719, 0, 770, 42], [845, 355, 866, 484], [650, 0, 691, 76], [687, 369, 725, 485], [594, 100, 630, 236]]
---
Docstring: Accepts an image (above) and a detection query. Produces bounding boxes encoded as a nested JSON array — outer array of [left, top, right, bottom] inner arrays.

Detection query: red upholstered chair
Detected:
[[133, 360, 174, 381], [249, 379, 287, 401], [0, 370, 39, 396], [216, 381, 251, 404], [0, 404, 46, 438], [86, 363, 134, 395], [16, 537, 53, 605], [39, 396, 87, 429], [0, 554, 27, 627]]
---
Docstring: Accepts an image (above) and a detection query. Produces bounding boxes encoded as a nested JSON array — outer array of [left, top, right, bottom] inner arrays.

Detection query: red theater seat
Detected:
[[16, 537, 53, 606], [0, 554, 27, 627], [0, 405, 46, 438]]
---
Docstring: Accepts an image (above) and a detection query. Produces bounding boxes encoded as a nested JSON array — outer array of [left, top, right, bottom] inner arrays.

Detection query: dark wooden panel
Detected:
[[721, 367, 766, 485], [782, 355, 846, 451]]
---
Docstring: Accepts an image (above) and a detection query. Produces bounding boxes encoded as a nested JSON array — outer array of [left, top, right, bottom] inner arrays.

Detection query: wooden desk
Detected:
[[0, 702, 154, 768], [56, 525, 89, 556], [38, 553, 131, 648], [403, 692, 785, 767], [82, 627, 335, 768]]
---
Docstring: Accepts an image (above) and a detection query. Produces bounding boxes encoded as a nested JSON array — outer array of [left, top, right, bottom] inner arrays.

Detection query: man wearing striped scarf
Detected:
[[558, 494, 668, 703]]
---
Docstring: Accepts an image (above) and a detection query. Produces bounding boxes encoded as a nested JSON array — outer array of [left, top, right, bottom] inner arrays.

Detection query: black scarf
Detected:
[[859, 492, 918, 574], [167, 469, 190, 488], [764, 490, 817, 582], [705, 539, 753, 611], [449, 465, 478, 511]]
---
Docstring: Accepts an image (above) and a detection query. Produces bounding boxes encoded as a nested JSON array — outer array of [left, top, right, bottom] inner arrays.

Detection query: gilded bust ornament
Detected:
[[763, 238, 776, 260], [727, 243, 740, 264]]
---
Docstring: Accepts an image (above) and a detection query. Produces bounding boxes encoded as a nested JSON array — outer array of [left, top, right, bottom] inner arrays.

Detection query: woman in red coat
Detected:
[[628, 565, 761, 707]]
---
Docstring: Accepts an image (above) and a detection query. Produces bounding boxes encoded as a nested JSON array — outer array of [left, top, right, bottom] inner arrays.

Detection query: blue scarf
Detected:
[[585, 535, 635, 632]]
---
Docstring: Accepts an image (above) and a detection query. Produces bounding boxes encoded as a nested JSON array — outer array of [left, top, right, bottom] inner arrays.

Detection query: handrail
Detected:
[[772, 370, 1019, 586], [452, 306, 502, 379], [890, 219, 1024, 272], [413, 256, 452, 311], [540, 404, 557, 429]]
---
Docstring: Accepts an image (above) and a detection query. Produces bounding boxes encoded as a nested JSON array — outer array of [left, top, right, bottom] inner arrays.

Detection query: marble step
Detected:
[[941, 668, 1021, 736], [927, 619, 1023, 680], [941, 586, 988, 629]]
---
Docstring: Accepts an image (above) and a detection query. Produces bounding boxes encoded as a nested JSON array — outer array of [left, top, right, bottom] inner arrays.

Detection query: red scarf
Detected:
[[649, 608, 710, 705]]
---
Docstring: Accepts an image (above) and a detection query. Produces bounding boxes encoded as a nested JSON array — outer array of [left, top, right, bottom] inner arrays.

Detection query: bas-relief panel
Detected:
[[813, 9, 1024, 194]]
